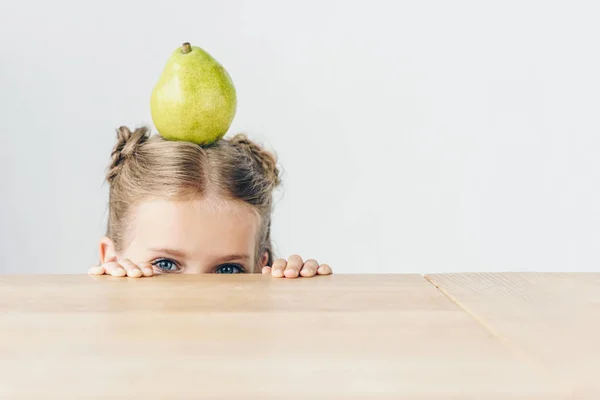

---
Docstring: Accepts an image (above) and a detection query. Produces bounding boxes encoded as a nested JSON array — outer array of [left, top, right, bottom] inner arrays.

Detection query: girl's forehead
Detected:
[[126, 197, 259, 257]]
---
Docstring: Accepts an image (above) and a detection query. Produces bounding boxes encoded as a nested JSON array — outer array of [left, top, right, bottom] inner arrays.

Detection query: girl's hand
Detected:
[[262, 255, 332, 278], [88, 259, 154, 278]]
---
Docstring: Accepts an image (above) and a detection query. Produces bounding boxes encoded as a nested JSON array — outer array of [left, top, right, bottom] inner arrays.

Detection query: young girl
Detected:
[[88, 126, 332, 278]]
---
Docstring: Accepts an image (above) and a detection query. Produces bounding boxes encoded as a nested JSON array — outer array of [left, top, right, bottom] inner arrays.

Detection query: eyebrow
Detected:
[[148, 248, 188, 258], [213, 254, 251, 264]]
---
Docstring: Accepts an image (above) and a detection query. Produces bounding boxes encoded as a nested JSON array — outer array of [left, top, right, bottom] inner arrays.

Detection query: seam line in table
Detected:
[[423, 274, 573, 397]]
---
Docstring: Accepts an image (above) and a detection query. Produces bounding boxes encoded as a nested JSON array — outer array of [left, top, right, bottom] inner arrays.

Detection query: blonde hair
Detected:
[[105, 126, 281, 271]]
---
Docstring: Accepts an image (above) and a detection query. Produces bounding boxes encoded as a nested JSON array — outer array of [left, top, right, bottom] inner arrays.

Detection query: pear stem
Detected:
[[181, 42, 192, 54]]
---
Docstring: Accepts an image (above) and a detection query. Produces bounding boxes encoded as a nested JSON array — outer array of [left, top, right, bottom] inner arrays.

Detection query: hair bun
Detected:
[[230, 134, 281, 188], [106, 126, 150, 183]]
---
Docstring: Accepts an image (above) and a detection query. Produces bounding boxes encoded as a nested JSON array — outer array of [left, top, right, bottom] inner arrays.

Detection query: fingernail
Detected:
[[285, 269, 298, 277], [143, 268, 153, 276], [273, 269, 284, 277]]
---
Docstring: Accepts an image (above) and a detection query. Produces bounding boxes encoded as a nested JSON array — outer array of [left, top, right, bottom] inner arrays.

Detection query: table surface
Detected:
[[0, 273, 595, 399]]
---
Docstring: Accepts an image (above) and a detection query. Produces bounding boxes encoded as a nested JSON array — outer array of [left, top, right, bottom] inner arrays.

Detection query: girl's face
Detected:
[[100, 197, 266, 274]]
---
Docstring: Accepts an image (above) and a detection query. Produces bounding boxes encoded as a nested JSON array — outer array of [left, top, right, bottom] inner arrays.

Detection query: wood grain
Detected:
[[0, 274, 570, 399], [427, 272, 600, 399]]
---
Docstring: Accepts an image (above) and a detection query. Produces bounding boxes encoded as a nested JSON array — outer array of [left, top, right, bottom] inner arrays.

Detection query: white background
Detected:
[[1, 0, 598, 274]]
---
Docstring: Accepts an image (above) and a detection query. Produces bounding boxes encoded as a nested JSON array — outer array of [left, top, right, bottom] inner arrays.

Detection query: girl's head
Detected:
[[100, 126, 280, 274]]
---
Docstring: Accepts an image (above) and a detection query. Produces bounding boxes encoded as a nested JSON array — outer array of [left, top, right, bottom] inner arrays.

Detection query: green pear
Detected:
[[150, 42, 237, 145]]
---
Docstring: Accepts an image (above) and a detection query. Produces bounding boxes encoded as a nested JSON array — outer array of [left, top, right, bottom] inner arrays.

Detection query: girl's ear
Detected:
[[99, 236, 118, 264], [261, 251, 269, 268]]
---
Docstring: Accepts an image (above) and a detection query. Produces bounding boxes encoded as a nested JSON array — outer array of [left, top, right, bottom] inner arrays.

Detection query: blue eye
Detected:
[[215, 264, 244, 274], [152, 258, 179, 272]]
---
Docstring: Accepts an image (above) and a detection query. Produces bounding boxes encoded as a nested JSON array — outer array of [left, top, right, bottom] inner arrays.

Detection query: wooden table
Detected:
[[0, 273, 594, 399]]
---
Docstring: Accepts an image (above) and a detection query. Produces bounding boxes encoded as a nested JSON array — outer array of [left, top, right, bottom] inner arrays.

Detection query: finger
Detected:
[[284, 254, 303, 278], [271, 258, 287, 278], [88, 266, 106, 275], [262, 266, 272, 275], [317, 263, 332, 275], [103, 261, 127, 277], [300, 259, 319, 277], [119, 259, 143, 278], [138, 262, 154, 277]]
